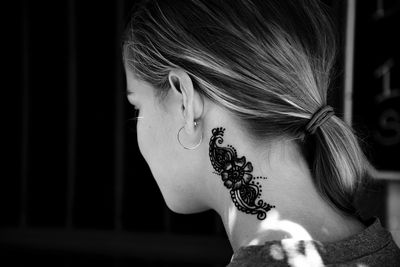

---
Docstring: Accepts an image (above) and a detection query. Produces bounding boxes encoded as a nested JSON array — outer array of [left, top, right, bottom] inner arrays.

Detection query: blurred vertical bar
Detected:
[[114, 0, 125, 231], [387, 181, 400, 247], [20, 0, 29, 229], [164, 206, 172, 232], [214, 213, 225, 235], [66, 0, 77, 229], [344, 0, 356, 125]]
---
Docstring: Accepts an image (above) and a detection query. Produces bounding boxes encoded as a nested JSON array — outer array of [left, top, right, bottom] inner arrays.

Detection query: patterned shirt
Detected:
[[227, 217, 400, 266]]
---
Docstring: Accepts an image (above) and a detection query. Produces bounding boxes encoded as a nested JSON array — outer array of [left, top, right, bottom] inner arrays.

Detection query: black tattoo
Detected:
[[209, 127, 275, 220]]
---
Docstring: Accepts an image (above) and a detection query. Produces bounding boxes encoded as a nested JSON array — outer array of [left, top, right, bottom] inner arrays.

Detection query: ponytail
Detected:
[[309, 115, 369, 215]]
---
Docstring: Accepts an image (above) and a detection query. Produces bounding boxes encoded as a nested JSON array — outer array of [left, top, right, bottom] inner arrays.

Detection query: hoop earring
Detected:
[[177, 121, 203, 150]]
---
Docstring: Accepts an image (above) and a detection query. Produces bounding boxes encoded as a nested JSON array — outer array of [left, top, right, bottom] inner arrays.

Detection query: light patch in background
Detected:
[[387, 181, 400, 248]]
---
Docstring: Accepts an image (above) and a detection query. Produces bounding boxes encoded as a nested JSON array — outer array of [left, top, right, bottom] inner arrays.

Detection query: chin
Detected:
[[163, 194, 210, 215]]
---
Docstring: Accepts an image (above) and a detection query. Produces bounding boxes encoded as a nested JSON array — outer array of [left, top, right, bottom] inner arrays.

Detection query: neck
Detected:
[[205, 136, 363, 253]]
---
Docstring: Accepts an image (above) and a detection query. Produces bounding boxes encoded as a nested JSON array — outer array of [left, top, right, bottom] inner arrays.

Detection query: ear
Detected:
[[168, 69, 204, 134]]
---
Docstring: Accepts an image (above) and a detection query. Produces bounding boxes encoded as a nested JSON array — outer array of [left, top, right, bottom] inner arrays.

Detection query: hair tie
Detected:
[[305, 105, 334, 135]]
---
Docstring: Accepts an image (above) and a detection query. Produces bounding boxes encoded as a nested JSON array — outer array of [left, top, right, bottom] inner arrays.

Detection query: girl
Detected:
[[122, 0, 400, 265]]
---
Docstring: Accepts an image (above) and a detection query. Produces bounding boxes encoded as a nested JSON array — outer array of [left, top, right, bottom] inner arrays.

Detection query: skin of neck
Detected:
[[200, 112, 364, 253]]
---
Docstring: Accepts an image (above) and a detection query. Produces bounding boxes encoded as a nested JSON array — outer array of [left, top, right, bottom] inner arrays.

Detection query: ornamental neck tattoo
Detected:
[[209, 127, 275, 220]]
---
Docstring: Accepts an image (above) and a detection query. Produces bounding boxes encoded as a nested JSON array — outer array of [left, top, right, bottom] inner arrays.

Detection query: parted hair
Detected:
[[123, 0, 370, 215]]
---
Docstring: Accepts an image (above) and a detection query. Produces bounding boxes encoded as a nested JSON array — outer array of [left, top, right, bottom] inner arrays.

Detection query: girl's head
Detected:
[[123, 0, 369, 215]]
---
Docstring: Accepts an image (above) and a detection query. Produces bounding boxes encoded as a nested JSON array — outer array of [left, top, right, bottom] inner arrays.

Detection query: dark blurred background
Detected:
[[1, 0, 399, 266]]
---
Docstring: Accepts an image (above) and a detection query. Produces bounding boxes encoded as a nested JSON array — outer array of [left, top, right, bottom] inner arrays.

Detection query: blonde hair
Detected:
[[123, 0, 369, 215]]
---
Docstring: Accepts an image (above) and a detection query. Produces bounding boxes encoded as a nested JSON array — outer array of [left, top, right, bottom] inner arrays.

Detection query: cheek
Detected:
[[136, 121, 149, 160], [137, 120, 160, 163], [136, 115, 207, 213], [136, 116, 178, 176]]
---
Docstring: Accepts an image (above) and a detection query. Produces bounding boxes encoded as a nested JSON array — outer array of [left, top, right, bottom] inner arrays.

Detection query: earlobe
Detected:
[[177, 121, 203, 150]]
